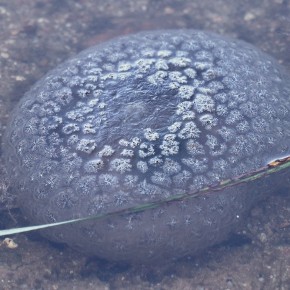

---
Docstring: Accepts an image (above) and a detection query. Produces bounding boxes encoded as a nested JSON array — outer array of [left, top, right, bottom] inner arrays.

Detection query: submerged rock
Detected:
[[3, 30, 290, 263]]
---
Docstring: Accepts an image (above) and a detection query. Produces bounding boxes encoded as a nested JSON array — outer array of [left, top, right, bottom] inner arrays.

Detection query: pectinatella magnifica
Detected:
[[3, 30, 290, 263]]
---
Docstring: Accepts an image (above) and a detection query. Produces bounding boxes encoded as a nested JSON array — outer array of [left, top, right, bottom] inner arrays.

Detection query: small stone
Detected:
[[258, 233, 267, 243]]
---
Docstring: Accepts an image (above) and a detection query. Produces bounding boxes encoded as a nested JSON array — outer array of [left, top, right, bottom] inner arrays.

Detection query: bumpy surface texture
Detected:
[[4, 30, 290, 263]]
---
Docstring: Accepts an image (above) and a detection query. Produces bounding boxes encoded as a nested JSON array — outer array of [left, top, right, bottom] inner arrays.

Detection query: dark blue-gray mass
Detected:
[[4, 30, 290, 263]]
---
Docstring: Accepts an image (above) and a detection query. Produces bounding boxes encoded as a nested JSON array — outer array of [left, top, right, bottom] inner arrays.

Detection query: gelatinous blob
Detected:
[[4, 30, 290, 264]]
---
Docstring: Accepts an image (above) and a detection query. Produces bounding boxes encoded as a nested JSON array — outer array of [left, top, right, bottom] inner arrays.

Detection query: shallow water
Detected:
[[0, 0, 290, 289]]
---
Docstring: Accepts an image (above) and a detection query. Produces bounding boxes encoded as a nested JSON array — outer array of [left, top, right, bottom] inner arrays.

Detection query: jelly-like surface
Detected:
[[4, 30, 290, 263]]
